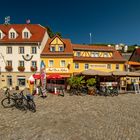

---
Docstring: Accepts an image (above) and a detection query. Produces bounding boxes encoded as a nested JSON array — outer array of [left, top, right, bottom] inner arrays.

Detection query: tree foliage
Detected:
[[45, 26, 62, 38]]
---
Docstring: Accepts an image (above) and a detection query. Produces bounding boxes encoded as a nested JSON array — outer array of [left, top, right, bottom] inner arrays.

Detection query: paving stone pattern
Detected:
[[0, 91, 140, 140]]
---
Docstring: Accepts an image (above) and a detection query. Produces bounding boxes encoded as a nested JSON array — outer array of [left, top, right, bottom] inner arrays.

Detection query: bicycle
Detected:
[[19, 91, 36, 112], [1, 88, 23, 108]]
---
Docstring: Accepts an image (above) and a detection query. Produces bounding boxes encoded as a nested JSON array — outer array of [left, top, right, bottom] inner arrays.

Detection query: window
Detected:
[[60, 60, 66, 67], [50, 46, 55, 52], [24, 32, 29, 39], [59, 46, 64, 52], [19, 61, 24, 67], [85, 64, 89, 70], [17, 77, 26, 86], [49, 60, 54, 67], [10, 32, 16, 39], [91, 52, 99, 57], [104, 52, 109, 57], [7, 76, 12, 86], [31, 61, 37, 67], [76, 51, 81, 57], [7, 61, 12, 66], [75, 63, 79, 69], [107, 64, 111, 69], [19, 47, 24, 54], [7, 47, 12, 54], [116, 64, 119, 70], [31, 47, 37, 54]]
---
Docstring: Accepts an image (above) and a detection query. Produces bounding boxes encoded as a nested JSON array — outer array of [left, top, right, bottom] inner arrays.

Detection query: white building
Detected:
[[0, 24, 49, 89]]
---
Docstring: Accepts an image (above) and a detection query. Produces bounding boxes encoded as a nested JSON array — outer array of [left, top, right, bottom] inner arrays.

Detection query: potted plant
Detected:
[[30, 66, 37, 72], [5, 65, 13, 72], [67, 76, 85, 95], [86, 78, 96, 95], [18, 66, 25, 72]]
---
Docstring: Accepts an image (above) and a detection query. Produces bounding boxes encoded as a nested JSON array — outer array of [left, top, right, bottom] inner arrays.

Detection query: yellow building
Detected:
[[72, 44, 126, 74], [41, 35, 126, 88]]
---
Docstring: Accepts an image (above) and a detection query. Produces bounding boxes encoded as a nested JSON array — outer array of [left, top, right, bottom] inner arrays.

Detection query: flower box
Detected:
[[18, 66, 25, 72], [30, 66, 37, 72], [5, 65, 13, 72]]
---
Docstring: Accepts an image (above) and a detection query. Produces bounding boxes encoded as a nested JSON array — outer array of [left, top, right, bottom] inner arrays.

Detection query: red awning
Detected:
[[47, 74, 62, 79], [33, 74, 41, 79]]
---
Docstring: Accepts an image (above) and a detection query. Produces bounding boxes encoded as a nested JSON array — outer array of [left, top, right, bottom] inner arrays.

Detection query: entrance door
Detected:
[[7, 75, 12, 87]]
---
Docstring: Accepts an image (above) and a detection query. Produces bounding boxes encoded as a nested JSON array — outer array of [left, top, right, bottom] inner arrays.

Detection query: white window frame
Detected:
[[19, 61, 24, 67], [10, 32, 16, 39], [31, 61, 37, 67], [19, 47, 24, 54], [85, 64, 89, 70], [31, 47, 37, 54], [60, 60, 66, 67], [49, 60, 54, 67], [23, 32, 29, 39], [75, 63, 79, 69], [7, 60, 12, 66], [59, 46, 64, 52], [7, 47, 12, 54], [50, 46, 55, 52]]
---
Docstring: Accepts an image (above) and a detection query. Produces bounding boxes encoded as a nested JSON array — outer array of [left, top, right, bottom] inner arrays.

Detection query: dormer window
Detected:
[[22, 27, 31, 39], [59, 46, 64, 52], [9, 28, 17, 39], [50, 46, 55, 52], [0, 30, 5, 39], [24, 32, 29, 39], [10, 32, 16, 39]]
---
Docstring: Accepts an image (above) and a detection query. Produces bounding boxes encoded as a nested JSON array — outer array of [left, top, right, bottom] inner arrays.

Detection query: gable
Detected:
[[51, 37, 64, 45]]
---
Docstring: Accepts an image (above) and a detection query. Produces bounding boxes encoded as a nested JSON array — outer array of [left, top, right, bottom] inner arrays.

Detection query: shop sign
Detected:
[[90, 64, 107, 68], [46, 68, 69, 72]]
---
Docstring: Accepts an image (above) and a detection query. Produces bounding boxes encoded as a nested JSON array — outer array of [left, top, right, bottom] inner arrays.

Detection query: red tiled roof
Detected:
[[0, 24, 46, 43], [73, 57, 126, 62], [41, 35, 73, 56], [72, 44, 115, 51], [127, 61, 140, 65]]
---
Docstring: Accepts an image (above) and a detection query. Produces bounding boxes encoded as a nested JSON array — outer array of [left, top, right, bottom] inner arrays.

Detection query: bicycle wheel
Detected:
[[15, 98, 26, 111], [27, 100, 36, 112], [1, 98, 15, 108]]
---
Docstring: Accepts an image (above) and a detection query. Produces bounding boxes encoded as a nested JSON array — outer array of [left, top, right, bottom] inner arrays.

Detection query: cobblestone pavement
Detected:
[[0, 91, 140, 140]]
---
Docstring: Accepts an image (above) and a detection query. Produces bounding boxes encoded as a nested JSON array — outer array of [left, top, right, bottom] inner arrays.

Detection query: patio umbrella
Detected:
[[33, 73, 41, 79]]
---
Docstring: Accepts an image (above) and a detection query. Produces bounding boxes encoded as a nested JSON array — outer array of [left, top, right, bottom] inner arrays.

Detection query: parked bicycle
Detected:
[[1, 88, 36, 112], [1, 88, 22, 108]]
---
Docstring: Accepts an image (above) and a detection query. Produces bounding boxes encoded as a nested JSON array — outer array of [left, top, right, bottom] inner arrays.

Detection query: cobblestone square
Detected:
[[0, 92, 140, 140]]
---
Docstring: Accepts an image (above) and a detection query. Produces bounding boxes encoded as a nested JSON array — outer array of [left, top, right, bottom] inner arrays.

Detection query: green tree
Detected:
[[45, 26, 62, 38]]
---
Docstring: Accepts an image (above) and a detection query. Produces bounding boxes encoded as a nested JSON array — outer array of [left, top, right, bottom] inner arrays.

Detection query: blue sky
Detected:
[[0, 0, 140, 45]]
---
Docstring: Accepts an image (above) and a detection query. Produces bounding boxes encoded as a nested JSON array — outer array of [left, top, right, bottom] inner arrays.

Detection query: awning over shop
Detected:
[[47, 74, 62, 79], [80, 69, 111, 76], [110, 71, 140, 76]]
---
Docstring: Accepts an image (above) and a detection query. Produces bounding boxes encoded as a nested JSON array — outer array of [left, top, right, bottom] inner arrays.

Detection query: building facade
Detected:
[[0, 24, 49, 89], [41, 35, 126, 80]]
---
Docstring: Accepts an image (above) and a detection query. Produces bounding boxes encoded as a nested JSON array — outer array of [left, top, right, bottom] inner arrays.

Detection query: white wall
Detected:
[[0, 29, 49, 73]]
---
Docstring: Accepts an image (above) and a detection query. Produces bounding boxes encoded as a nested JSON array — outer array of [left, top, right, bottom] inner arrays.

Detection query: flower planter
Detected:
[[30, 66, 37, 72], [18, 66, 25, 72], [5, 66, 13, 72]]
